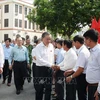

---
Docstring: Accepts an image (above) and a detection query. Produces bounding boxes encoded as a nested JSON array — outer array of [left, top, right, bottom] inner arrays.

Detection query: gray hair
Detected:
[[42, 32, 50, 39]]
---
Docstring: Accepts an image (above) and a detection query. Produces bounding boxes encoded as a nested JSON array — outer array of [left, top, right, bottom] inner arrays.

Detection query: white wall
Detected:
[[0, 29, 42, 43]]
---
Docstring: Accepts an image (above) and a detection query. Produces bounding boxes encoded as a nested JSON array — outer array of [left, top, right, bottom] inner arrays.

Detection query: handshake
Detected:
[[51, 65, 60, 71]]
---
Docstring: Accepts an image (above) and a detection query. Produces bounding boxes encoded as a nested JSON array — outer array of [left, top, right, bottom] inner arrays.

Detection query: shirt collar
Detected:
[[66, 48, 72, 54], [4, 45, 10, 48], [16, 45, 23, 49], [90, 44, 100, 52], [59, 48, 63, 51], [77, 45, 85, 54], [41, 42, 50, 47]]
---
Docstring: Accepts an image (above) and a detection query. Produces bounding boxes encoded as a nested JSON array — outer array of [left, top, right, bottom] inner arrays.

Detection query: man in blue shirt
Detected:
[[9, 37, 29, 95], [2, 38, 13, 86]]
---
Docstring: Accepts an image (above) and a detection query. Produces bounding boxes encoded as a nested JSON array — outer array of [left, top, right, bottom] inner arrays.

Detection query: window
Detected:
[[36, 24, 38, 30], [33, 23, 35, 30], [4, 19, 9, 27], [4, 34, 8, 41], [25, 7, 27, 15], [15, 4, 18, 13], [15, 19, 18, 27], [4, 5, 9, 13], [34, 36, 37, 42], [29, 22, 31, 29], [25, 21, 27, 28], [19, 6, 22, 14], [19, 20, 22, 27], [29, 9, 31, 13]]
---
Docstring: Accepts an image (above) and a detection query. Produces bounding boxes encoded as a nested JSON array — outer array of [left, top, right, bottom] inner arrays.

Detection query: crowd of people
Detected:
[[0, 29, 100, 100]]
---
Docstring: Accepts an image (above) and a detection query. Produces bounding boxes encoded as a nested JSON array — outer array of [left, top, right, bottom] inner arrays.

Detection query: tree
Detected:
[[27, 0, 100, 38]]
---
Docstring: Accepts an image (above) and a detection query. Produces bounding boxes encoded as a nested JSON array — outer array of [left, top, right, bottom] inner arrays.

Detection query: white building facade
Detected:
[[0, 0, 45, 42]]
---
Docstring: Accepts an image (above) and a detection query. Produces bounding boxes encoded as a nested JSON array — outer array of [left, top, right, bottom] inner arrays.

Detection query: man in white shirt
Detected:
[[83, 29, 100, 100], [53, 40, 77, 100], [0, 43, 4, 74], [65, 35, 90, 100], [35, 32, 54, 100], [31, 39, 41, 88]]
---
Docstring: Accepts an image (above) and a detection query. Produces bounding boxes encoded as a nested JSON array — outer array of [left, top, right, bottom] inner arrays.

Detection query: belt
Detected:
[[5, 59, 8, 60], [88, 83, 98, 86], [14, 60, 26, 63]]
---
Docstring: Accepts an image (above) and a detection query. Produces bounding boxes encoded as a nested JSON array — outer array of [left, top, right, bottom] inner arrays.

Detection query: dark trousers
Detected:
[[66, 78, 77, 100], [3, 60, 12, 83], [76, 74, 88, 100], [32, 62, 37, 78], [88, 85, 98, 100], [35, 66, 52, 100], [27, 66, 31, 77], [27, 67, 31, 82], [55, 70, 64, 100], [32, 62, 39, 90], [13, 61, 28, 91], [0, 74, 1, 79]]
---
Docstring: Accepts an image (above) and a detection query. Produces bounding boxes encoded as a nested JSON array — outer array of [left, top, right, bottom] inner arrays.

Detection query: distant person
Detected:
[[2, 38, 13, 86], [25, 38, 33, 82], [22, 37, 25, 45], [32, 39, 41, 87]]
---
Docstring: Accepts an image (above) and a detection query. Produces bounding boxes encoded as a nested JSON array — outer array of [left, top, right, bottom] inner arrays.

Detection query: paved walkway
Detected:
[[0, 77, 35, 100], [0, 75, 78, 100]]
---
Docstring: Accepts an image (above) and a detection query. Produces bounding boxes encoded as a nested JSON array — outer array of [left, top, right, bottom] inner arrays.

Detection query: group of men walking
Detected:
[[0, 29, 100, 100]]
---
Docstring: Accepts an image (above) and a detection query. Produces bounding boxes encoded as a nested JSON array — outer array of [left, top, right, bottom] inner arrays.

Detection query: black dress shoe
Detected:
[[2, 80, 5, 84], [16, 90, 21, 95], [27, 77, 32, 83], [7, 83, 11, 86]]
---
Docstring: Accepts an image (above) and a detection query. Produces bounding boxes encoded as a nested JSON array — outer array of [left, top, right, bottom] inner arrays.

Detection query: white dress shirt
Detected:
[[86, 44, 100, 84], [58, 48, 77, 71], [32, 47, 36, 63], [0, 43, 4, 68], [35, 42, 54, 67], [73, 45, 90, 74]]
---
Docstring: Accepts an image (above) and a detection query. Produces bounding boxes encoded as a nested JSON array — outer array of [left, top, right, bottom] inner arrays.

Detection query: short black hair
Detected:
[[56, 39, 63, 46], [73, 35, 84, 44], [83, 29, 98, 42], [42, 32, 50, 39], [22, 37, 25, 41], [63, 40, 72, 48], [5, 38, 11, 42], [26, 35, 30, 40], [34, 38, 41, 44], [54, 38, 59, 42]]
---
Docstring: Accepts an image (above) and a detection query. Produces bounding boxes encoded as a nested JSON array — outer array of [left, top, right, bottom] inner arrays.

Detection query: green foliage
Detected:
[[27, 0, 100, 38]]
